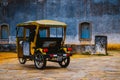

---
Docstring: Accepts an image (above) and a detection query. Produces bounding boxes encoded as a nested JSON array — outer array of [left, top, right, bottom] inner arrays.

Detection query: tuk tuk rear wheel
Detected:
[[34, 52, 46, 69], [18, 58, 27, 64], [59, 57, 70, 68]]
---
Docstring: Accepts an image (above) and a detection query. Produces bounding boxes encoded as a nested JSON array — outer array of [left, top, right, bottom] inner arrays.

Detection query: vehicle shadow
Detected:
[[21, 64, 61, 70], [45, 66, 61, 70]]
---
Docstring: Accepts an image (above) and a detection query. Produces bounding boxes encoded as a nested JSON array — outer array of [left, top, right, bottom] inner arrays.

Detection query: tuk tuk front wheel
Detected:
[[18, 58, 27, 64], [34, 52, 46, 69], [59, 57, 70, 68]]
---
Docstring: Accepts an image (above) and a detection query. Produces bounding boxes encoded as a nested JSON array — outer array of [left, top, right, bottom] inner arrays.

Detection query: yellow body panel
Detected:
[[30, 42, 35, 55], [16, 37, 24, 57], [37, 48, 46, 55], [63, 48, 71, 53]]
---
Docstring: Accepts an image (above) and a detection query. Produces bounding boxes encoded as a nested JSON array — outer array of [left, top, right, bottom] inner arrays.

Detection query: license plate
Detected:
[[57, 56, 63, 61]]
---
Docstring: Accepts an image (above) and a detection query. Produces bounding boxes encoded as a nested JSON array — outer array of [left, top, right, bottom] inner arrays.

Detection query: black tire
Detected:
[[59, 57, 70, 68], [34, 52, 46, 69], [18, 58, 27, 64]]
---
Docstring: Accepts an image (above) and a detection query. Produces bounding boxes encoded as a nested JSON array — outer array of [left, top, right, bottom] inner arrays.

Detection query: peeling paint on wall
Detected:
[[0, 0, 120, 44]]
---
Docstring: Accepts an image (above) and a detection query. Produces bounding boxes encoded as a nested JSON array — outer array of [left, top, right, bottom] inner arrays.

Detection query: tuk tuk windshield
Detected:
[[50, 27, 63, 38], [39, 27, 64, 38]]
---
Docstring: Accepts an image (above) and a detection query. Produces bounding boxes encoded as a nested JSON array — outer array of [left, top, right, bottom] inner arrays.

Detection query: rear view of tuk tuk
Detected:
[[16, 20, 72, 69]]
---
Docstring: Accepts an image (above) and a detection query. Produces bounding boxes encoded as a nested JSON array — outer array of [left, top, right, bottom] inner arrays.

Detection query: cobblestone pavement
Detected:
[[0, 52, 120, 80]]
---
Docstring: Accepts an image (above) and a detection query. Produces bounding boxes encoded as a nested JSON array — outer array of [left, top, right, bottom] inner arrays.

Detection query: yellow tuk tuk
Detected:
[[16, 20, 72, 69]]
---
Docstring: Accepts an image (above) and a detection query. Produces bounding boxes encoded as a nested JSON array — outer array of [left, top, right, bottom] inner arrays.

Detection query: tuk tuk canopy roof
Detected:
[[17, 20, 67, 28]]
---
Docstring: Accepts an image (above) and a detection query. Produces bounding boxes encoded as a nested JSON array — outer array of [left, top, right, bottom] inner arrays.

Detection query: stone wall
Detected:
[[0, 0, 120, 44]]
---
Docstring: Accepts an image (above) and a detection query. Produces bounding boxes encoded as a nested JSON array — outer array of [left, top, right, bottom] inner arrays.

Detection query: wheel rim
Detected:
[[35, 53, 44, 68], [59, 57, 70, 68], [61, 58, 68, 65], [19, 58, 26, 64], [20, 58, 24, 62]]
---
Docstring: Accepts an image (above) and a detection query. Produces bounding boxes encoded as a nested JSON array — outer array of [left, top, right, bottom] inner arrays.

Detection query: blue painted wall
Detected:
[[0, 0, 120, 44]]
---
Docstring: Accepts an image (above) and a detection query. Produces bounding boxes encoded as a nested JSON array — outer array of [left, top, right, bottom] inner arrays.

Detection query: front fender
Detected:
[[36, 48, 46, 55]]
